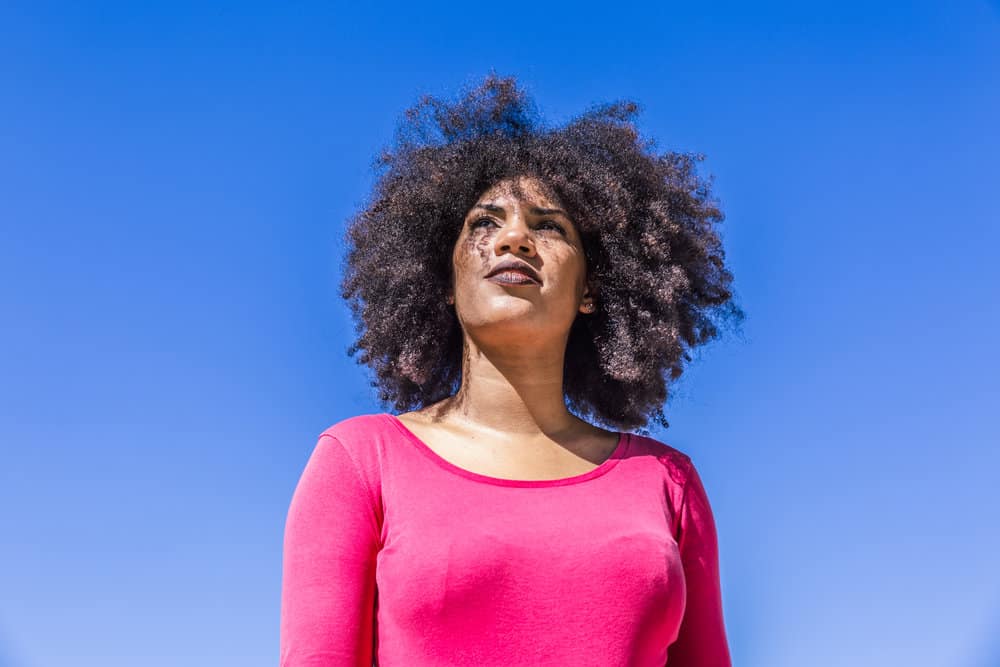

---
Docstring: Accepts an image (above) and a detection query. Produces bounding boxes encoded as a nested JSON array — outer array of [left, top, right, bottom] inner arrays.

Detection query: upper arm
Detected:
[[668, 458, 732, 667], [279, 434, 379, 667]]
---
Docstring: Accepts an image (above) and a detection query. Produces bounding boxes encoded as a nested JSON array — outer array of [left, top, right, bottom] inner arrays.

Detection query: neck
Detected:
[[442, 333, 579, 439]]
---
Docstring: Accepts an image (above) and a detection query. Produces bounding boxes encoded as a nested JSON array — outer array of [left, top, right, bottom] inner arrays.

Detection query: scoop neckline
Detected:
[[383, 412, 630, 488]]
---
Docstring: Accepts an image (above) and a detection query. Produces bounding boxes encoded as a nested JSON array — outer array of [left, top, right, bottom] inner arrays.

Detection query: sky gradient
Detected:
[[2, 2, 998, 666]]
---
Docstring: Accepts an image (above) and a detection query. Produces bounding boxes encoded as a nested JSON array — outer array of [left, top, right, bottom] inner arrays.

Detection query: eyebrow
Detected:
[[472, 204, 568, 217]]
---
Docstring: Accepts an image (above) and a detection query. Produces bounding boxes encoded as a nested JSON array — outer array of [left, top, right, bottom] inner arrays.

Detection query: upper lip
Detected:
[[484, 258, 542, 284]]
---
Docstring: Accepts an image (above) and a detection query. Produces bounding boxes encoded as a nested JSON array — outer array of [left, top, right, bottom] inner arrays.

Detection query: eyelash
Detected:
[[471, 217, 566, 235]]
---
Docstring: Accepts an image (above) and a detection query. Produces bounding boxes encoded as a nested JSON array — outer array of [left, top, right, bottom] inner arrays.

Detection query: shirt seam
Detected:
[[320, 433, 381, 544], [674, 455, 696, 544]]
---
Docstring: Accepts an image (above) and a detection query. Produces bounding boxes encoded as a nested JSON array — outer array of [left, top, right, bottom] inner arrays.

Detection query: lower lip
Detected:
[[486, 271, 540, 286]]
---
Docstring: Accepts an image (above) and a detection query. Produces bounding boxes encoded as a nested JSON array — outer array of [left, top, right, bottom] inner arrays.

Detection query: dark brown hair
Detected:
[[340, 72, 744, 433]]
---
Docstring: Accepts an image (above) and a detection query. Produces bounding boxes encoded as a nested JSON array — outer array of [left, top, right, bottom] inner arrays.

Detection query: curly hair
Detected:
[[340, 72, 745, 433]]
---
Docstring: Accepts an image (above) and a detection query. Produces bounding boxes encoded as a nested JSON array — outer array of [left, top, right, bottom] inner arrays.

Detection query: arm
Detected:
[[280, 434, 379, 667], [668, 459, 732, 667]]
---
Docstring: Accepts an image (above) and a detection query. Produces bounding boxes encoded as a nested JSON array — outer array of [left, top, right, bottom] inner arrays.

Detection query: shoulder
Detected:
[[313, 412, 393, 494], [319, 411, 394, 448], [625, 431, 695, 486], [623, 431, 701, 525], [624, 432, 716, 539]]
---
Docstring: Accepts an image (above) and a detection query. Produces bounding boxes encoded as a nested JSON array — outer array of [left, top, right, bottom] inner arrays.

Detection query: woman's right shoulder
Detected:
[[318, 411, 393, 448], [311, 412, 392, 486], [289, 414, 387, 543]]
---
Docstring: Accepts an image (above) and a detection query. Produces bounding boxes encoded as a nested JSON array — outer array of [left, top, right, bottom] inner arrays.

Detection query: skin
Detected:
[[397, 175, 621, 481]]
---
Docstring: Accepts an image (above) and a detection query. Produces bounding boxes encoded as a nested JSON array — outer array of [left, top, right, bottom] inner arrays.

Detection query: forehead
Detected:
[[474, 176, 561, 206]]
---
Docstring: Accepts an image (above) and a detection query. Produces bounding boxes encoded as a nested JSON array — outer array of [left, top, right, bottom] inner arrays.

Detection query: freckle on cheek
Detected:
[[475, 236, 491, 265], [461, 233, 491, 271]]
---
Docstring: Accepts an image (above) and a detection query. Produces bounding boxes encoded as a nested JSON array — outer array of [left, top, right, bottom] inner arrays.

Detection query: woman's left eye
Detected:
[[538, 220, 566, 234]]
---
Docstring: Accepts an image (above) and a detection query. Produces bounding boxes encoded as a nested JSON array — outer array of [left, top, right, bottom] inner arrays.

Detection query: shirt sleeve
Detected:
[[279, 434, 379, 667], [668, 458, 733, 667]]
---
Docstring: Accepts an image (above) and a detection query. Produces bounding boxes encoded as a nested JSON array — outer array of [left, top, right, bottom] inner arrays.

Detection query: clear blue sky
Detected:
[[2, 2, 998, 666]]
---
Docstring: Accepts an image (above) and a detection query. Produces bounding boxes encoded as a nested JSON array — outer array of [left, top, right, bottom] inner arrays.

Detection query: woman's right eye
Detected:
[[471, 217, 496, 229]]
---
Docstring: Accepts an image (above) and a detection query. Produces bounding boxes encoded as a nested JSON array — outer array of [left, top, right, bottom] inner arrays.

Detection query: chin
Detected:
[[463, 306, 543, 332]]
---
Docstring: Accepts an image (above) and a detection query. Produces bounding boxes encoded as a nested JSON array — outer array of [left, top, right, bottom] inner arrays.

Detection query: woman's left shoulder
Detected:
[[624, 431, 695, 485]]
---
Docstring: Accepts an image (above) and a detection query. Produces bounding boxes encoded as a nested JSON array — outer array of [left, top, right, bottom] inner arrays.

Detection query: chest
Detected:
[[373, 480, 687, 653], [397, 419, 619, 481]]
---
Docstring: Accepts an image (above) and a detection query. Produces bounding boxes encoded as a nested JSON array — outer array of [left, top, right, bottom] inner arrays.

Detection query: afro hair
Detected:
[[340, 72, 745, 433]]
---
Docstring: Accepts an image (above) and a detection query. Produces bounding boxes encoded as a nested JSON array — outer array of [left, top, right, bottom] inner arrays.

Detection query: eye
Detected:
[[471, 217, 497, 229], [469, 217, 567, 235], [537, 220, 566, 235]]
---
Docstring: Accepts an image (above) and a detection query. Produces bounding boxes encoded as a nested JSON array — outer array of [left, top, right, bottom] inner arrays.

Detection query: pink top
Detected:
[[279, 413, 732, 666]]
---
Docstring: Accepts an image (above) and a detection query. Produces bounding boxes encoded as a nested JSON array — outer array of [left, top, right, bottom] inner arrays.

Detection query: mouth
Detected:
[[484, 259, 543, 285], [485, 270, 541, 286]]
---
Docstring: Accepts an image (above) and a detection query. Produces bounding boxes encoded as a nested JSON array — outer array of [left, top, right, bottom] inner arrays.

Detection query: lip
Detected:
[[484, 259, 542, 285], [485, 271, 541, 286]]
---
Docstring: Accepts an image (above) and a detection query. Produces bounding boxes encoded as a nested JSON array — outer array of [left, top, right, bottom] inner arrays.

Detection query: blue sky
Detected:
[[1, 2, 998, 666]]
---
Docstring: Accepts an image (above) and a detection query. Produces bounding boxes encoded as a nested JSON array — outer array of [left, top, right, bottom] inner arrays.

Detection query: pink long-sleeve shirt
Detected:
[[279, 412, 732, 666]]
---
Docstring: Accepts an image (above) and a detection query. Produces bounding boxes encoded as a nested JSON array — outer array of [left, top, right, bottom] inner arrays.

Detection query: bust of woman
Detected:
[[280, 72, 744, 666]]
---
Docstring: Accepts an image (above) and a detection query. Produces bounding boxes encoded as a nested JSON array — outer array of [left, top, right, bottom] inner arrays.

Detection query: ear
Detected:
[[579, 281, 597, 314]]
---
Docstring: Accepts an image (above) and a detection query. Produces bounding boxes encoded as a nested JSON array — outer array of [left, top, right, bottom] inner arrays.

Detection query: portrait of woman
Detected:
[[279, 72, 745, 666], [3, 3, 990, 664]]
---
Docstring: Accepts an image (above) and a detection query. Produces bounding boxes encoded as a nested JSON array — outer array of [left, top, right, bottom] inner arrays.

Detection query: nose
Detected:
[[492, 211, 537, 256]]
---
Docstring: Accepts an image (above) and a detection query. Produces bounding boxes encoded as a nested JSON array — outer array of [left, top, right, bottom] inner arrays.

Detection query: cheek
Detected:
[[455, 233, 492, 279], [546, 253, 586, 292]]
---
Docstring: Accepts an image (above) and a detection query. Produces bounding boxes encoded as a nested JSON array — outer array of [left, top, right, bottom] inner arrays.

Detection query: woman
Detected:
[[280, 73, 744, 666]]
